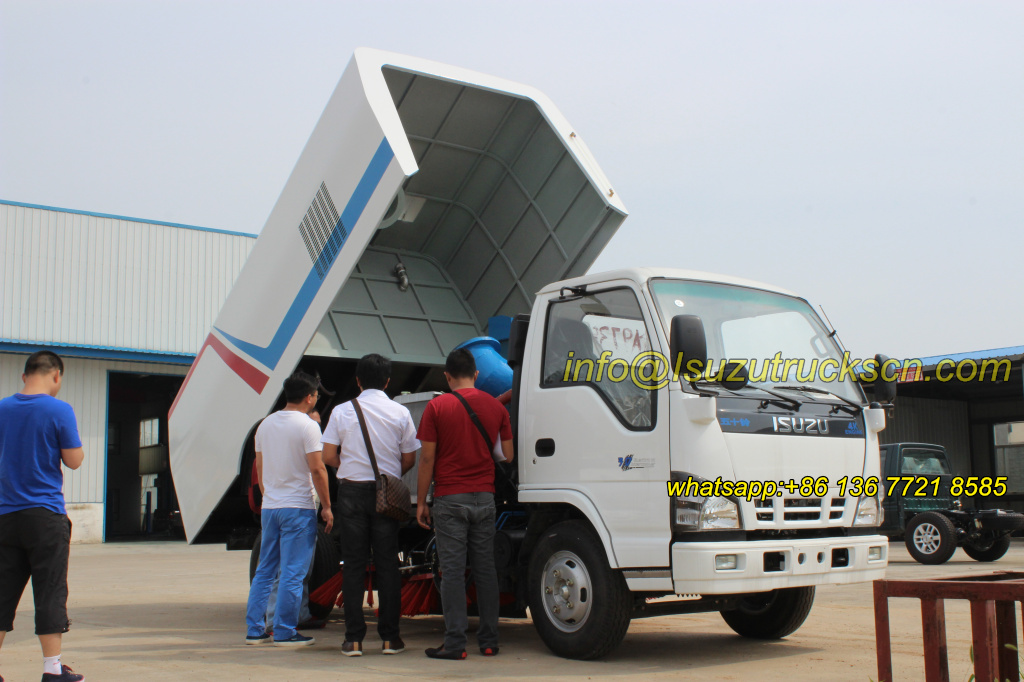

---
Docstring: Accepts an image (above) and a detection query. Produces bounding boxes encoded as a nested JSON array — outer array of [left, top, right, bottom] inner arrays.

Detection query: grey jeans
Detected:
[[432, 492, 499, 651]]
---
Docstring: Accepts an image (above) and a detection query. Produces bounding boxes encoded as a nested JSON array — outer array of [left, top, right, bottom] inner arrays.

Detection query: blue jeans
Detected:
[[266, 554, 314, 627], [246, 508, 317, 640], [433, 492, 499, 651]]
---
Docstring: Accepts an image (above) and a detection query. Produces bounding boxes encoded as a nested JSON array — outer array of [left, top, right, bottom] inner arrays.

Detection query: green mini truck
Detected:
[[879, 443, 1023, 564]]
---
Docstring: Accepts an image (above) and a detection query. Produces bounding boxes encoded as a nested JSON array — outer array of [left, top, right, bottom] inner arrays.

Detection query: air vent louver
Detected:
[[298, 182, 344, 279]]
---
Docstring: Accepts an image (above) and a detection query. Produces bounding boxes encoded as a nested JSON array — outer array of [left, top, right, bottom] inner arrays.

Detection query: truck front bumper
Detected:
[[671, 534, 888, 595]]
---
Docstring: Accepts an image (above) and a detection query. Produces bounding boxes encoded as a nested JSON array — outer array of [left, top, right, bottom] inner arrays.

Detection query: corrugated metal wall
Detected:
[[0, 353, 187, 505], [880, 396, 972, 476], [0, 203, 254, 354]]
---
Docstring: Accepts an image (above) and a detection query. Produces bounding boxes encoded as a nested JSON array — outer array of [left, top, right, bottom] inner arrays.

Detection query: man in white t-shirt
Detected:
[[322, 354, 419, 657], [244, 372, 333, 647]]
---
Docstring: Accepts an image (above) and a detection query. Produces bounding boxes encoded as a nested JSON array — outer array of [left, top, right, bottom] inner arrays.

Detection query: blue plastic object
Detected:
[[454, 336, 513, 398]]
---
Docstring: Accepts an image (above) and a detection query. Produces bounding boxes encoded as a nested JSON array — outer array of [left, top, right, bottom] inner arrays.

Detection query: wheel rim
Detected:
[[540, 550, 593, 633], [913, 522, 942, 554]]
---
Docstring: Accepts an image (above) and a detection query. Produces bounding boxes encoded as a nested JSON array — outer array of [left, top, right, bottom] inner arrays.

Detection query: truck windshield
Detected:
[[649, 278, 864, 404]]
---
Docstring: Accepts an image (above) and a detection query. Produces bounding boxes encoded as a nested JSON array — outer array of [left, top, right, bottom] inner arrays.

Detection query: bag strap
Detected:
[[351, 399, 381, 483], [451, 390, 494, 453]]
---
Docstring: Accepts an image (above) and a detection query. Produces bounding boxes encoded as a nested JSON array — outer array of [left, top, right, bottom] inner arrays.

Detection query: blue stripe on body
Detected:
[[216, 138, 394, 371]]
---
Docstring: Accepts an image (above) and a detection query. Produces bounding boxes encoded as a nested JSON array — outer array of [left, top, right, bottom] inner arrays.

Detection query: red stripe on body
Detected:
[[168, 333, 270, 418]]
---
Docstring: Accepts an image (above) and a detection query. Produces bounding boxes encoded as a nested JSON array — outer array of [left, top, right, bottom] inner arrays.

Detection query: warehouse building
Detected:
[[0, 200, 254, 543], [876, 347, 1024, 511]]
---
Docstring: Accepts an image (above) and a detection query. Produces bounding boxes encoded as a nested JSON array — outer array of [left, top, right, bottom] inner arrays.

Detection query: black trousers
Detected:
[[337, 482, 401, 642], [0, 507, 72, 635]]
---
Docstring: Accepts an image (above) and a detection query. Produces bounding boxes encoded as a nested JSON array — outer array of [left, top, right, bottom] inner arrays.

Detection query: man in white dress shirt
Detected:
[[322, 354, 419, 657]]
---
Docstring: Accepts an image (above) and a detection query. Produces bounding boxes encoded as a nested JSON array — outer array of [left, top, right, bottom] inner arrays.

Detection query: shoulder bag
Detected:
[[352, 399, 412, 522]]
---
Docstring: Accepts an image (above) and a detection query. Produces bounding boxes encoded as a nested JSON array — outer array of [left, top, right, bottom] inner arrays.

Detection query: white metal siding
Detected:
[[0, 353, 186, 505], [0, 203, 255, 354]]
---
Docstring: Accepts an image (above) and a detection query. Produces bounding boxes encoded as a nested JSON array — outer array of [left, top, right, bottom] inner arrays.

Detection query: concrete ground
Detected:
[[2, 540, 1021, 681]]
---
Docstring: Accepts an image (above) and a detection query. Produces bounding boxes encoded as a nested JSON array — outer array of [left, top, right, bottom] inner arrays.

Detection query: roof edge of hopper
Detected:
[[352, 47, 627, 217]]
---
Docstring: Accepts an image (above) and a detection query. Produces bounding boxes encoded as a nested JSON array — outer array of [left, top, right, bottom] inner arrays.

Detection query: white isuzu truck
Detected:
[[169, 49, 891, 659]]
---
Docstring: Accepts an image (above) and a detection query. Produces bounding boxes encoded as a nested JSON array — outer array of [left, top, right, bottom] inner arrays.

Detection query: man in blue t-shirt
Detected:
[[0, 351, 86, 682]]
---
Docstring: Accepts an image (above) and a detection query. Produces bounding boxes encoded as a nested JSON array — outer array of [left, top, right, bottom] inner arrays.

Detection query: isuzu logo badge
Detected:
[[772, 416, 830, 434]]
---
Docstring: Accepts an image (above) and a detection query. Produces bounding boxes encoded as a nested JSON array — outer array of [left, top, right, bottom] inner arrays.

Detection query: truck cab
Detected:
[[508, 269, 889, 656], [879, 442, 955, 537]]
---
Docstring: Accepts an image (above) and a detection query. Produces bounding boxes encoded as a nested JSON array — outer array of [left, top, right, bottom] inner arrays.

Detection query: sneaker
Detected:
[[41, 665, 85, 681], [425, 644, 467, 660], [274, 633, 315, 647], [341, 640, 363, 657], [245, 632, 272, 646], [382, 638, 405, 654], [480, 645, 499, 656]]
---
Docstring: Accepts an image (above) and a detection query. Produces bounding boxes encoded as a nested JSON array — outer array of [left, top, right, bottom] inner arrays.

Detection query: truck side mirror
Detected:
[[873, 353, 897, 403], [670, 314, 707, 381]]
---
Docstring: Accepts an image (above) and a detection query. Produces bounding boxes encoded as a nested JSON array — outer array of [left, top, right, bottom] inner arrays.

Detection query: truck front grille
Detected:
[[753, 496, 847, 526]]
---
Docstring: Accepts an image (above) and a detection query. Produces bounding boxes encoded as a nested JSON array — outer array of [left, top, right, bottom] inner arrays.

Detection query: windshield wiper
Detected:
[[744, 385, 802, 411], [708, 381, 801, 410], [772, 385, 862, 415], [688, 379, 742, 399]]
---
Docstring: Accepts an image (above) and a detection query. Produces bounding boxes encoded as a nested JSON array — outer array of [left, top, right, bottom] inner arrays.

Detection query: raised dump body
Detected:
[[169, 49, 627, 541]]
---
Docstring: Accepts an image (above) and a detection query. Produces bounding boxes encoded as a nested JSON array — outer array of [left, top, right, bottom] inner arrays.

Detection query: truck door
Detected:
[[520, 284, 670, 567], [897, 446, 956, 521]]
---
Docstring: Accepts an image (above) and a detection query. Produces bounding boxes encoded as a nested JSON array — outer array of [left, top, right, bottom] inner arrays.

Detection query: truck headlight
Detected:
[[670, 472, 742, 531], [854, 495, 882, 527], [700, 496, 741, 530], [673, 494, 741, 530]]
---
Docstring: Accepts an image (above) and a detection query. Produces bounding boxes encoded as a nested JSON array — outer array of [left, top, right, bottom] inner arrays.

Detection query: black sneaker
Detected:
[[341, 640, 362, 657], [382, 637, 405, 654], [274, 633, 315, 647], [480, 645, 499, 656], [425, 644, 467, 660], [41, 665, 85, 681], [245, 632, 272, 645]]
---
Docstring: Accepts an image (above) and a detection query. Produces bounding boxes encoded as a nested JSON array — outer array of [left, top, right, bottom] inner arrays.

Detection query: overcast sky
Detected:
[[1, 0, 1021, 360]]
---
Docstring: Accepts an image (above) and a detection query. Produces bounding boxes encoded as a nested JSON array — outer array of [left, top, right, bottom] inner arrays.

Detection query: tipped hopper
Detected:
[[169, 49, 627, 541]]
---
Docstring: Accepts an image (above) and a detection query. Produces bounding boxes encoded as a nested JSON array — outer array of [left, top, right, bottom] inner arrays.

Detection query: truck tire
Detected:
[[249, 528, 341, 619], [720, 586, 815, 639], [905, 512, 958, 564], [527, 520, 632, 660], [962, 536, 1011, 562]]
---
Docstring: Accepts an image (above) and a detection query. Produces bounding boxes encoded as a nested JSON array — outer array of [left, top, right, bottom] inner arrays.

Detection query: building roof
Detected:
[[917, 345, 1024, 369], [1, 201, 255, 361]]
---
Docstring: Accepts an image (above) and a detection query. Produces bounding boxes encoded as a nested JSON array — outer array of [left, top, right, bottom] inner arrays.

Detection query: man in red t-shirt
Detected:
[[416, 348, 513, 660]]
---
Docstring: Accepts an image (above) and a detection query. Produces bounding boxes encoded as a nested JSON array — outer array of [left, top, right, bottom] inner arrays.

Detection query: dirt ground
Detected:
[[1, 539, 1020, 681]]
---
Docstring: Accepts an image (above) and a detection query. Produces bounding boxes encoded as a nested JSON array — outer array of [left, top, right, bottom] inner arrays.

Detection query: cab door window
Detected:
[[900, 450, 950, 475], [541, 287, 655, 430]]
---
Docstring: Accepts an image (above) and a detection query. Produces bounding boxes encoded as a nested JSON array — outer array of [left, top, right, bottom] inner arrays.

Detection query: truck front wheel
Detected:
[[905, 512, 958, 564], [527, 520, 632, 659], [720, 586, 815, 639]]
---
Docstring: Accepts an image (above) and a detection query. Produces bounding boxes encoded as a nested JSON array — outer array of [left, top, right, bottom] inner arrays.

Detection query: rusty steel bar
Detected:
[[920, 598, 949, 682], [970, 600, 998, 682], [882, 580, 1024, 602], [874, 581, 894, 682], [995, 600, 1019, 681]]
